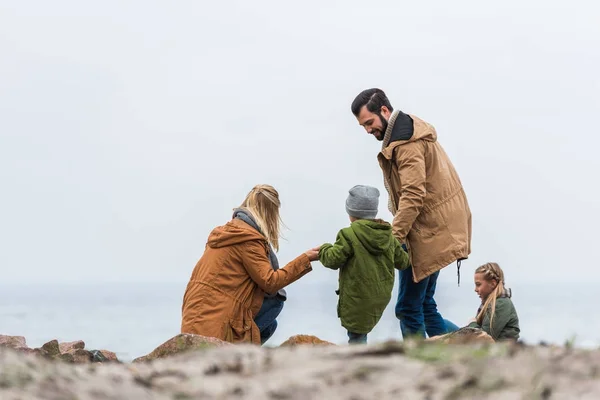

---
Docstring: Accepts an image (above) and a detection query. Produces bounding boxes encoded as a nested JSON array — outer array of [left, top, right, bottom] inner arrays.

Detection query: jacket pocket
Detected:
[[412, 209, 445, 239], [223, 318, 252, 343]]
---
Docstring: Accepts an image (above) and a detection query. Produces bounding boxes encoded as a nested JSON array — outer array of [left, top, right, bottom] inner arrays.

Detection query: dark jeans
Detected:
[[444, 319, 460, 333], [396, 264, 451, 339], [254, 296, 284, 345], [347, 331, 368, 344]]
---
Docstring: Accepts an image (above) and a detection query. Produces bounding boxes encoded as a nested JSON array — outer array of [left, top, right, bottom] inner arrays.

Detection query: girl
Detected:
[[468, 262, 520, 341], [181, 184, 319, 345]]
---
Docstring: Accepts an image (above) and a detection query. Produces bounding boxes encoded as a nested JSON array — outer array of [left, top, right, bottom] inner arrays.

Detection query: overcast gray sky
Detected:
[[1, 0, 598, 286]]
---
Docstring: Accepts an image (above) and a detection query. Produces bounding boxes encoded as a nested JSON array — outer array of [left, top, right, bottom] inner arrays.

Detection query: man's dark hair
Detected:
[[351, 88, 394, 117]]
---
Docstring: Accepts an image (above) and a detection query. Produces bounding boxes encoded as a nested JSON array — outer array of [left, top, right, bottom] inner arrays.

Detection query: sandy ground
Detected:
[[1, 339, 599, 399]]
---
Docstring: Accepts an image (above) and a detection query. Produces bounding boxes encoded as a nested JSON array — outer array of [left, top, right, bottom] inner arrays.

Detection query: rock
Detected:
[[2, 339, 600, 399], [280, 335, 336, 346], [40, 340, 61, 357], [98, 350, 119, 362], [0, 335, 27, 350], [132, 334, 230, 363], [1, 336, 120, 364], [58, 340, 85, 353], [61, 349, 118, 364], [58, 352, 75, 363], [425, 327, 495, 345], [86, 349, 119, 363], [70, 349, 93, 363], [58, 341, 93, 364], [18, 348, 42, 357]]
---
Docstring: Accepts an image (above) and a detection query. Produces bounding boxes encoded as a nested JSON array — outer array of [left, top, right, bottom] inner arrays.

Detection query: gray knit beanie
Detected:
[[345, 185, 380, 219]]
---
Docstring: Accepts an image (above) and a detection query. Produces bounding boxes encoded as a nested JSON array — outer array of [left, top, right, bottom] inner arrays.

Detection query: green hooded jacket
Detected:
[[467, 290, 520, 341], [319, 219, 409, 334]]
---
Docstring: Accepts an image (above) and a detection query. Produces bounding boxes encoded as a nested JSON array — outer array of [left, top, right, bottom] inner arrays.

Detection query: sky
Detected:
[[1, 0, 599, 287]]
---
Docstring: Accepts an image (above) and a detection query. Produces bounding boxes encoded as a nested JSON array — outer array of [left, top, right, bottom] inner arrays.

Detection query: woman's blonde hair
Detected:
[[475, 262, 506, 328], [238, 184, 283, 251]]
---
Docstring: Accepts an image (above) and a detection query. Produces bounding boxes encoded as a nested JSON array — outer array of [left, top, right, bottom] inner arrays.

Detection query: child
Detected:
[[318, 185, 409, 344], [467, 262, 520, 341]]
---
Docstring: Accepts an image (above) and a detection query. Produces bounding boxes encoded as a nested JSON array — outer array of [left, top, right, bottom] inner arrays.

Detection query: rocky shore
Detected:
[[0, 335, 119, 364], [1, 330, 599, 399]]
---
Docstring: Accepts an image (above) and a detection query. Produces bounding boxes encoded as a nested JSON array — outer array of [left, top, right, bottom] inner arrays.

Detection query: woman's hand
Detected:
[[304, 247, 321, 262]]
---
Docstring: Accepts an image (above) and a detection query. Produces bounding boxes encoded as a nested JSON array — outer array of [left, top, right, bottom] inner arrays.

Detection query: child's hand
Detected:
[[304, 247, 321, 262]]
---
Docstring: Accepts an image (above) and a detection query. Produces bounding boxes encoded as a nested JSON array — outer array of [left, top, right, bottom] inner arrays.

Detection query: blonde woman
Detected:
[[467, 262, 520, 341], [181, 185, 318, 345]]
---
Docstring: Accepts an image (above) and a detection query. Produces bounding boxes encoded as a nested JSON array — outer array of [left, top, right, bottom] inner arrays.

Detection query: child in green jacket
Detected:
[[318, 185, 410, 344], [468, 262, 520, 341]]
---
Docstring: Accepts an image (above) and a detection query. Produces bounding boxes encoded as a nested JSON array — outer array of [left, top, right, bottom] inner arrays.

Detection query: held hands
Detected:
[[304, 246, 321, 262]]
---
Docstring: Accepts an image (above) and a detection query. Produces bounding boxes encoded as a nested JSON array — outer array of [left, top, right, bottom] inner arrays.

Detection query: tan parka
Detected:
[[181, 218, 312, 343], [377, 112, 472, 282]]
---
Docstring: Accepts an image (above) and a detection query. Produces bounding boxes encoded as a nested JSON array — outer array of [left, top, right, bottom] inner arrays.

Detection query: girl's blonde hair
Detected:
[[475, 262, 506, 329], [238, 184, 283, 251]]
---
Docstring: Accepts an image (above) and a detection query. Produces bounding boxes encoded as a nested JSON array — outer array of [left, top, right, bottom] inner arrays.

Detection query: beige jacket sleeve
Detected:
[[392, 141, 427, 242]]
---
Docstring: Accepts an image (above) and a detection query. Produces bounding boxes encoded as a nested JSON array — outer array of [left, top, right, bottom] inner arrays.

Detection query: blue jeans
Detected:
[[444, 319, 460, 333], [347, 331, 368, 344], [254, 296, 284, 345], [396, 265, 451, 339]]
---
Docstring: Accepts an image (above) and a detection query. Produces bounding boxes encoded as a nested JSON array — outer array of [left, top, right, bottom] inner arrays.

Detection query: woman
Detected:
[[181, 184, 318, 345], [467, 262, 520, 341]]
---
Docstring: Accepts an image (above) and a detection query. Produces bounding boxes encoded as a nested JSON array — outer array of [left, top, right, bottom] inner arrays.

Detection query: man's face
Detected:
[[356, 105, 391, 141]]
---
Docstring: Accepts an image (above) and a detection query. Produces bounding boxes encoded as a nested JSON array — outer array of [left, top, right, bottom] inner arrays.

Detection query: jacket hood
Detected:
[[405, 113, 437, 143], [207, 218, 266, 248], [387, 110, 414, 143], [351, 219, 395, 256], [381, 111, 437, 159]]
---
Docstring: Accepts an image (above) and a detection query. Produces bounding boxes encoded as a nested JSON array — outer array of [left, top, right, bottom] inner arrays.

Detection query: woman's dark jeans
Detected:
[[254, 296, 284, 344]]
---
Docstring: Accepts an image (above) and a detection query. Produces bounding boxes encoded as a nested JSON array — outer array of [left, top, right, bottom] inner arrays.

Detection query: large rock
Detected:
[[59, 349, 120, 364], [1, 339, 600, 399], [133, 334, 230, 363], [98, 349, 118, 362], [0, 335, 27, 350], [280, 335, 336, 347], [58, 349, 93, 363], [425, 327, 495, 344], [59, 340, 85, 353], [40, 340, 61, 357]]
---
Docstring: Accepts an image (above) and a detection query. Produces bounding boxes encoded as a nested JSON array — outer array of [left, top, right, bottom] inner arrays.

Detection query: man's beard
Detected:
[[374, 112, 388, 141]]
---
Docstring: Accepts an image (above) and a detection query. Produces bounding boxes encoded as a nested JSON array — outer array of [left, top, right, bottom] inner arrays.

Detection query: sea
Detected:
[[0, 274, 596, 361]]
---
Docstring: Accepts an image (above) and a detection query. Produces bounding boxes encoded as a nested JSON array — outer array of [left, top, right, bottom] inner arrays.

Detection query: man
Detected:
[[350, 88, 472, 339]]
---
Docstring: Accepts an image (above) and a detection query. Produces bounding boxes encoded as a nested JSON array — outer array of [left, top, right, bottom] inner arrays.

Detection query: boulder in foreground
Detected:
[[279, 334, 336, 347], [1, 338, 599, 399], [133, 333, 231, 363], [425, 327, 495, 345]]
